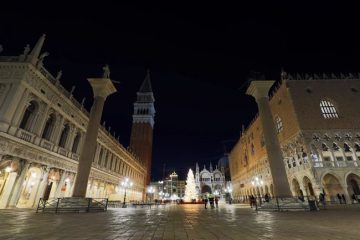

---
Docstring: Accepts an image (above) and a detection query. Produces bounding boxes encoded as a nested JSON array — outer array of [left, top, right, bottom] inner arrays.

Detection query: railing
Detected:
[[40, 139, 53, 151], [17, 129, 35, 143], [36, 197, 108, 213], [58, 147, 67, 156]]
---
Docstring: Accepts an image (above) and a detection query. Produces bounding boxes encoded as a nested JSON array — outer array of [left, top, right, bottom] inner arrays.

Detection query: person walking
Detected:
[[203, 195, 208, 209], [215, 196, 219, 208], [337, 193, 342, 204], [341, 194, 346, 204], [208, 193, 215, 209]]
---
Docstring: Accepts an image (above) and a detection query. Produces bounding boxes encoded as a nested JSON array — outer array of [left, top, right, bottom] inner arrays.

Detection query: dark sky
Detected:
[[1, 3, 360, 180]]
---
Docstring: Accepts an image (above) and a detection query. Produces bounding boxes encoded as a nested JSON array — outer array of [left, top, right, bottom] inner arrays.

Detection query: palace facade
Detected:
[[0, 35, 154, 209], [229, 73, 360, 203]]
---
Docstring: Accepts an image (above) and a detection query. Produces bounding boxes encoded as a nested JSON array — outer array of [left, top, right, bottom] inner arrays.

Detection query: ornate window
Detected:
[[344, 143, 351, 152], [58, 124, 70, 148], [19, 101, 38, 131], [71, 132, 81, 153], [320, 100, 339, 119], [322, 143, 329, 151], [42, 113, 56, 140], [355, 143, 360, 152], [251, 144, 255, 155], [332, 143, 340, 151], [275, 116, 283, 133]]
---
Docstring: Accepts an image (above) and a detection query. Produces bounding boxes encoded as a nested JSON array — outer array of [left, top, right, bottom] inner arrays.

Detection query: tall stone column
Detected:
[[72, 77, 116, 198], [246, 80, 292, 197], [8, 161, 31, 207]]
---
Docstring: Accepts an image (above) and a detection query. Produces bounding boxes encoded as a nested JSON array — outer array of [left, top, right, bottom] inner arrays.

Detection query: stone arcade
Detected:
[[0, 35, 154, 209]]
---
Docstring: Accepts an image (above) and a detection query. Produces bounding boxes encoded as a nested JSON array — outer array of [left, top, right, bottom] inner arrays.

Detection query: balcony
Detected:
[[40, 139, 54, 151], [16, 129, 35, 143]]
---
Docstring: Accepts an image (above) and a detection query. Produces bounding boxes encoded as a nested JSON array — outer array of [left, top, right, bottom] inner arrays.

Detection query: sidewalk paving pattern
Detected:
[[0, 204, 359, 240]]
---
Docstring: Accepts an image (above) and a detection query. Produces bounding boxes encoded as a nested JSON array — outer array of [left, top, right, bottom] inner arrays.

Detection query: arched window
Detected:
[[354, 143, 360, 152], [42, 113, 56, 140], [58, 124, 70, 148], [322, 143, 329, 151], [104, 151, 109, 168], [320, 100, 339, 119], [98, 148, 104, 164], [332, 143, 340, 151], [19, 101, 37, 131], [72, 132, 81, 153], [344, 143, 351, 152], [251, 144, 255, 155], [275, 116, 283, 133]]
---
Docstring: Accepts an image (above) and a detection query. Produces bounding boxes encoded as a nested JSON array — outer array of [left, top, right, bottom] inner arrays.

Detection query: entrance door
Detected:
[[43, 182, 53, 200], [350, 179, 360, 195]]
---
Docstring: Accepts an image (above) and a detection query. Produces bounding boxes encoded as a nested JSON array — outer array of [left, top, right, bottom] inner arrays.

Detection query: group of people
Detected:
[[203, 194, 219, 209]]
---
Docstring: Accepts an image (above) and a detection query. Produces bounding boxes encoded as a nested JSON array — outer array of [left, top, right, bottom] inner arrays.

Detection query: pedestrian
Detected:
[[203, 195, 208, 209], [264, 193, 270, 203], [208, 193, 215, 209], [337, 193, 342, 204], [229, 198, 232, 205], [319, 193, 325, 206], [351, 193, 357, 204], [341, 194, 346, 204], [215, 196, 219, 208]]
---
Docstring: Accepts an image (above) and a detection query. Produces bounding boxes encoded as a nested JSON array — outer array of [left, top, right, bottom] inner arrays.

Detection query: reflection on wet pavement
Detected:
[[0, 204, 359, 239]]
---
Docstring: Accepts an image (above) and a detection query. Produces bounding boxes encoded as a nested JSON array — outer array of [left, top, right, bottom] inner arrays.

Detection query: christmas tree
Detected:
[[184, 168, 197, 202]]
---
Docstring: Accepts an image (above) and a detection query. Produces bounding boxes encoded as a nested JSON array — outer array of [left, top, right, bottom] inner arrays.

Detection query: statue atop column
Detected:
[[102, 64, 110, 79]]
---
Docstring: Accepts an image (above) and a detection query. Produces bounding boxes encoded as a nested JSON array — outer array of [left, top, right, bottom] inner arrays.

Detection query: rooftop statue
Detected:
[[23, 44, 30, 56], [102, 64, 110, 79]]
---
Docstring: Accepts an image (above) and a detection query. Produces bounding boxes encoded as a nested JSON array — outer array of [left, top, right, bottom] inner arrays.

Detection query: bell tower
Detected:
[[129, 70, 155, 186]]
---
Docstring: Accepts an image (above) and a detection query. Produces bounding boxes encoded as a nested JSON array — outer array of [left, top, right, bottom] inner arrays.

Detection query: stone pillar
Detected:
[[55, 170, 67, 197], [246, 81, 292, 197], [0, 83, 26, 132], [72, 78, 116, 198], [33, 167, 50, 207], [8, 88, 30, 135], [0, 172, 18, 208], [8, 162, 31, 208]]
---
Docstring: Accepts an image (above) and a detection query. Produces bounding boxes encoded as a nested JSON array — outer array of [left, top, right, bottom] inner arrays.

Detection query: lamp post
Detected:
[[147, 186, 155, 202], [224, 186, 233, 204], [121, 178, 133, 208], [251, 177, 264, 204]]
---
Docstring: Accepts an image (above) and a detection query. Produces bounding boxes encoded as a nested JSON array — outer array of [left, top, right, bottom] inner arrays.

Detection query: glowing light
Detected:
[[65, 178, 70, 183], [31, 173, 37, 178], [5, 167, 12, 173]]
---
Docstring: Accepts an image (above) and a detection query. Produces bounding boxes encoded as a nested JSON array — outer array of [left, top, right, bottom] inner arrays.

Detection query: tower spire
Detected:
[[139, 69, 153, 93], [27, 34, 46, 65]]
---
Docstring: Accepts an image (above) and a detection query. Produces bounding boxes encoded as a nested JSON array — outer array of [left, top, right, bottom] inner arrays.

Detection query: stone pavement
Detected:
[[0, 204, 359, 240]]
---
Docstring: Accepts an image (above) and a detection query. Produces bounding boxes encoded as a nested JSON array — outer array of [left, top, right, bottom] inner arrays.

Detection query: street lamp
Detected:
[[147, 186, 155, 202], [121, 178, 133, 208]]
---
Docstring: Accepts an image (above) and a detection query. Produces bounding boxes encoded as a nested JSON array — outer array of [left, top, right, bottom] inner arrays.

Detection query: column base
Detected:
[[257, 197, 314, 211], [36, 197, 108, 213]]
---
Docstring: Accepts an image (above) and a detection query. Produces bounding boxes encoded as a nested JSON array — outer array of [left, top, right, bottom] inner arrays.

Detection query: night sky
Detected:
[[1, 3, 360, 180]]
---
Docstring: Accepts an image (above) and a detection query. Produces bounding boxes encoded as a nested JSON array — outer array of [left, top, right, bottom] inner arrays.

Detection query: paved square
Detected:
[[0, 204, 359, 240]]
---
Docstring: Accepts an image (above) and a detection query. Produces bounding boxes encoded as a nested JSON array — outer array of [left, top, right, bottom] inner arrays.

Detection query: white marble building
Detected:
[[0, 35, 147, 209], [195, 162, 227, 196]]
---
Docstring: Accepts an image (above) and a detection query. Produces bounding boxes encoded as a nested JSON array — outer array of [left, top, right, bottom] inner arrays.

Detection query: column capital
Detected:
[[246, 80, 275, 100], [87, 78, 117, 99]]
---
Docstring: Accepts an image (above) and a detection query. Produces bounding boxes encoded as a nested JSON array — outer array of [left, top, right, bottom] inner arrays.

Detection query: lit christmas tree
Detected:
[[184, 168, 197, 202]]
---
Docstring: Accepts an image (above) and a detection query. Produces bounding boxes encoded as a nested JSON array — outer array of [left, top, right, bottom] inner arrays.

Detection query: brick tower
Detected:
[[129, 70, 155, 187]]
